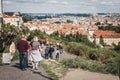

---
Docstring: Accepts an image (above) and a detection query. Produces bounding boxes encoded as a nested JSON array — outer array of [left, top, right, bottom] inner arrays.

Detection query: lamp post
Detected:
[[0, 0, 3, 31], [0, 0, 5, 51]]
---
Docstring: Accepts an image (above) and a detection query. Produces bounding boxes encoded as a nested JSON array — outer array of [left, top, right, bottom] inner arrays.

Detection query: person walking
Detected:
[[17, 35, 29, 71], [59, 43, 64, 54], [44, 44, 50, 59], [9, 41, 16, 61], [29, 36, 43, 70], [48, 43, 54, 59]]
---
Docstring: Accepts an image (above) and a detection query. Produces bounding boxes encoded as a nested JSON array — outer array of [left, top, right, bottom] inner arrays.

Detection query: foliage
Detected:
[[99, 35, 105, 46], [50, 31, 60, 40], [41, 63, 58, 80], [114, 42, 120, 51], [13, 50, 19, 60], [0, 23, 28, 62], [61, 57, 119, 75], [28, 30, 47, 40], [95, 22, 101, 25], [22, 16, 32, 23], [98, 26, 120, 33], [20, 25, 30, 35], [64, 41, 120, 75], [0, 52, 2, 65], [41, 60, 68, 80], [50, 31, 97, 48]]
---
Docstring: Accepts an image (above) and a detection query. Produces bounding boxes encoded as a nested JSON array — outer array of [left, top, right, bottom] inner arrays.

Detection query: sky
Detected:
[[2, 0, 120, 13]]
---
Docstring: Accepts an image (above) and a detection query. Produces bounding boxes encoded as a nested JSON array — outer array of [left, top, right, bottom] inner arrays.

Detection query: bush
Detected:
[[61, 57, 118, 75], [66, 42, 119, 63], [12, 50, 19, 61], [103, 57, 120, 75], [87, 61, 105, 72], [41, 60, 68, 80], [66, 42, 91, 57], [88, 49, 98, 60]]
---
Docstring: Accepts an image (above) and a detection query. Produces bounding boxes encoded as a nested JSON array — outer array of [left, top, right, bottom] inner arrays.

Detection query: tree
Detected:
[[114, 42, 120, 51], [99, 35, 104, 46], [95, 22, 101, 25], [22, 16, 32, 23], [20, 24, 30, 35]]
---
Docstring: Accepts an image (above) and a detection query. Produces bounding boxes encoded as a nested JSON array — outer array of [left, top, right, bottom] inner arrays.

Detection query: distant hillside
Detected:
[[58, 13, 92, 17], [22, 13, 93, 19]]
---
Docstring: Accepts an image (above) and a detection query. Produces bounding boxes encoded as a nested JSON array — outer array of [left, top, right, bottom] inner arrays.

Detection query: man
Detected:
[[17, 35, 29, 71], [48, 43, 54, 59]]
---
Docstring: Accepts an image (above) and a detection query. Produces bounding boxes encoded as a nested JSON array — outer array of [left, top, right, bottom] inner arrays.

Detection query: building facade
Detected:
[[3, 14, 23, 27], [93, 30, 120, 46]]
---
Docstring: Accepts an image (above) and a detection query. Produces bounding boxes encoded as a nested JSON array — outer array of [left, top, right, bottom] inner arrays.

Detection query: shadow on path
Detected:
[[28, 68, 53, 80], [11, 62, 52, 80]]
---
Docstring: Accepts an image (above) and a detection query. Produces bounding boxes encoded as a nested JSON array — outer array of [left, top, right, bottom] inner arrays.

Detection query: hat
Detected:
[[21, 35, 26, 38], [57, 43, 59, 45]]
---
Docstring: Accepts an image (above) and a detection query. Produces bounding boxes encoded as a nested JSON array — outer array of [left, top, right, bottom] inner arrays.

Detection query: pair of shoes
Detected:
[[35, 67, 38, 70], [33, 66, 35, 69], [22, 68, 27, 71]]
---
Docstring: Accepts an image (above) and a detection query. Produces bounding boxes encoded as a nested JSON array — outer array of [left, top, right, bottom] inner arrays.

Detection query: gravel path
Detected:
[[61, 69, 119, 80], [0, 61, 51, 80], [55, 51, 119, 80], [53, 51, 76, 61]]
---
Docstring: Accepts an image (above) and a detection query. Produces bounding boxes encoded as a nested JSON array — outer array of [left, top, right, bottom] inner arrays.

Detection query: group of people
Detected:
[[10, 35, 64, 71]]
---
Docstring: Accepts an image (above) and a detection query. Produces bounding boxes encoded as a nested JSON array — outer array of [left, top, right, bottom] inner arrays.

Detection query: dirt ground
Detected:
[[61, 69, 119, 80]]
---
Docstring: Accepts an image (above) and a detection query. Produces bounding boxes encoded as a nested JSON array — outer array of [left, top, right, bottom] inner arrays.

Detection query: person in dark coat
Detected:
[[17, 35, 29, 71], [48, 43, 54, 59]]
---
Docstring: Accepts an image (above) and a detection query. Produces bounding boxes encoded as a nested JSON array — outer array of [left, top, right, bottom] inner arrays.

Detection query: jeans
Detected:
[[49, 52, 53, 59], [60, 49, 63, 54], [19, 52, 28, 69]]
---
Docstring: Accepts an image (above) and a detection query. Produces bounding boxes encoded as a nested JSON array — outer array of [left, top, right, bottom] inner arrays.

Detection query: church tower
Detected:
[[0, 0, 3, 30]]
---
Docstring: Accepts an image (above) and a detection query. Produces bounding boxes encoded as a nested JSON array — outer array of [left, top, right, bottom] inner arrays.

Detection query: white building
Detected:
[[3, 12, 23, 27], [93, 30, 120, 46]]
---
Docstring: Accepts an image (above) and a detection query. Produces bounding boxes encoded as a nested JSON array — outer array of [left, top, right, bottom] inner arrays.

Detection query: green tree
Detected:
[[95, 22, 101, 25], [20, 24, 30, 35], [22, 16, 32, 23], [99, 35, 104, 46], [114, 42, 120, 51]]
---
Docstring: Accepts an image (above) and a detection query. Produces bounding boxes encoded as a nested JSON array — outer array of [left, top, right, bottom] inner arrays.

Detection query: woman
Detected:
[[9, 41, 16, 60], [29, 36, 43, 70]]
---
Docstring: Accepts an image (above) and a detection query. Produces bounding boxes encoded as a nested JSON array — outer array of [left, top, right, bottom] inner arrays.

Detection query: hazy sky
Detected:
[[3, 0, 120, 13]]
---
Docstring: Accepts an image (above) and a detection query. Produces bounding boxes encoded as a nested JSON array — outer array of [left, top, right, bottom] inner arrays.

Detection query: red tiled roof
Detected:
[[94, 30, 120, 38], [3, 15, 19, 18]]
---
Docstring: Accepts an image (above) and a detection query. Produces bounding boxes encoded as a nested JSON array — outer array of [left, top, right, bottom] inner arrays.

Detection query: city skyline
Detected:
[[3, 0, 120, 13]]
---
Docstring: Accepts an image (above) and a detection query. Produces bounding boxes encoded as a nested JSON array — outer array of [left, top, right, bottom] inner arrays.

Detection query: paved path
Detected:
[[0, 48, 75, 80], [0, 61, 51, 80], [0, 50, 119, 80], [53, 51, 76, 61]]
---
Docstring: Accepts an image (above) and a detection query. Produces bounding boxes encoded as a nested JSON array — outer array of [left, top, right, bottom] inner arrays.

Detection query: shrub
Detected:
[[13, 50, 19, 61], [66, 42, 92, 57], [87, 61, 105, 72], [61, 57, 118, 75], [88, 49, 98, 60]]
